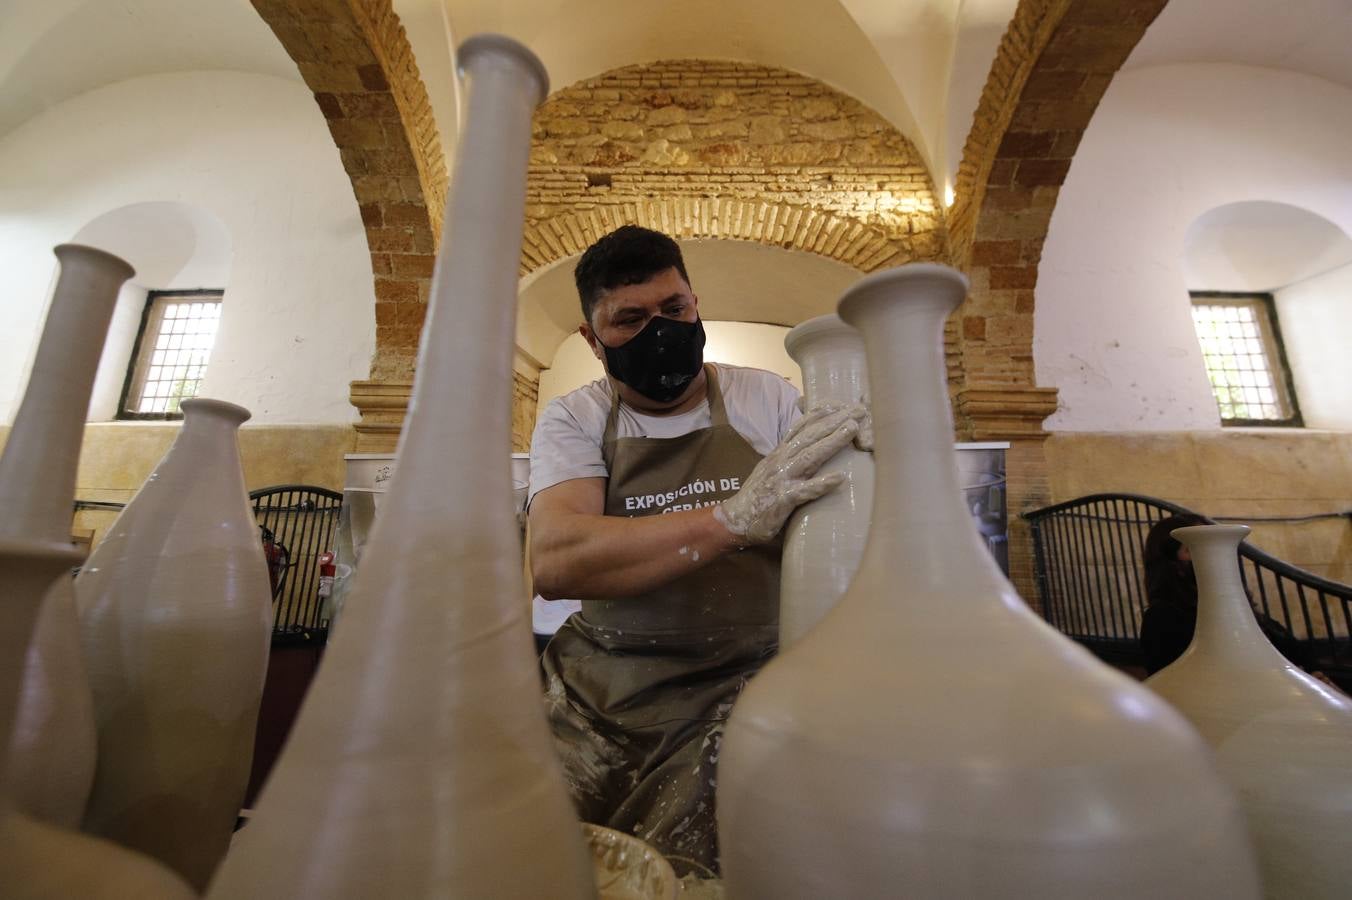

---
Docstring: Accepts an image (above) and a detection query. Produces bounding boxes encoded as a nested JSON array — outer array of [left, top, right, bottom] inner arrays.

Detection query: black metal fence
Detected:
[[249, 485, 343, 639], [1024, 493, 1352, 676]]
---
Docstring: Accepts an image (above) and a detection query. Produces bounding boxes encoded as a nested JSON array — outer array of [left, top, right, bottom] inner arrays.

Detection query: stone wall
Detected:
[[948, 0, 1168, 391], [522, 59, 943, 276], [0, 423, 355, 549], [1045, 431, 1352, 586], [251, 0, 448, 383], [512, 371, 539, 453]]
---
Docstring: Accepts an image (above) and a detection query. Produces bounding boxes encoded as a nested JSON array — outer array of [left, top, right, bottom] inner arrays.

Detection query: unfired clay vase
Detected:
[[0, 807, 194, 899], [717, 264, 1260, 899], [1147, 524, 1352, 899], [77, 398, 271, 890], [8, 579, 97, 827], [778, 314, 874, 647], [1, 245, 127, 827], [0, 246, 192, 899], [205, 36, 595, 899]]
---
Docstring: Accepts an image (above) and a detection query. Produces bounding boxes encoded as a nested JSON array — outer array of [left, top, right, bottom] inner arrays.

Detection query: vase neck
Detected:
[[786, 317, 868, 410], [840, 268, 995, 595], [377, 41, 544, 536], [796, 338, 868, 410], [1174, 525, 1281, 664], [0, 245, 132, 543]]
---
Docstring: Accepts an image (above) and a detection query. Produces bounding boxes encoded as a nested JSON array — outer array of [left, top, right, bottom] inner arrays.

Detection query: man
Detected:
[[528, 225, 863, 873]]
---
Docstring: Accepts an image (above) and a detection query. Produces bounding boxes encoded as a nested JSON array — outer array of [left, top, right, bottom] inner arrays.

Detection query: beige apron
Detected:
[[540, 365, 780, 875]]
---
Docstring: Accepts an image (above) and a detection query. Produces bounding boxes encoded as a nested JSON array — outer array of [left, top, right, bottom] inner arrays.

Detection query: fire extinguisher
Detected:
[[317, 550, 336, 600]]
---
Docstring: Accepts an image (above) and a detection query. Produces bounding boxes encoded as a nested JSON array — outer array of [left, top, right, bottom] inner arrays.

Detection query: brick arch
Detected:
[[519, 198, 906, 278], [946, 0, 1169, 422], [522, 59, 944, 280], [250, 0, 448, 382], [940, 0, 1170, 607]]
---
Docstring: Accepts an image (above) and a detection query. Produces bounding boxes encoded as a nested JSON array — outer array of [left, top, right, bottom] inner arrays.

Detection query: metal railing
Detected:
[[249, 485, 343, 640], [1023, 493, 1352, 675]]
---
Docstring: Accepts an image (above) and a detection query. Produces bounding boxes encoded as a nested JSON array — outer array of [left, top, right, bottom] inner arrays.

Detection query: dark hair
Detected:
[[573, 225, 691, 324], [1143, 513, 1209, 609]]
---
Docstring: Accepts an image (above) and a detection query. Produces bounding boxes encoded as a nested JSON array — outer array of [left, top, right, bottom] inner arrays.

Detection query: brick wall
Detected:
[[521, 59, 943, 276], [251, 0, 447, 383], [948, 0, 1168, 393]]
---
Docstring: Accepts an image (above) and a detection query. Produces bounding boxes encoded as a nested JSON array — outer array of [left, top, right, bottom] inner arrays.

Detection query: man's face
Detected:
[[580, 266, 699, 359]]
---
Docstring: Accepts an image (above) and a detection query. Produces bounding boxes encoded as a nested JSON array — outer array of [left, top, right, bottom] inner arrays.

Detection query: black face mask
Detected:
[[600, 316, 706, 403]]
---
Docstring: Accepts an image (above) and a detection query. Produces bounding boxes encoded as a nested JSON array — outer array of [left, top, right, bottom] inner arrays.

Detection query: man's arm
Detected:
[[529, 403, 864, 601], [529, 478, 741, 601]]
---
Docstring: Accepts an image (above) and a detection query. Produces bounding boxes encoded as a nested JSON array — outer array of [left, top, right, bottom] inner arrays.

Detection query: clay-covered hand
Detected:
[[852, 399, 874, 452], [714, 404, 864, 546], [798, 397, 874, 452]]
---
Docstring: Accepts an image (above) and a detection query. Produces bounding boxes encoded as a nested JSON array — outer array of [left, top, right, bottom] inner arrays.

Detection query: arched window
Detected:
[[71, 201, 233, 421], [1183, 201, 1352, 428]]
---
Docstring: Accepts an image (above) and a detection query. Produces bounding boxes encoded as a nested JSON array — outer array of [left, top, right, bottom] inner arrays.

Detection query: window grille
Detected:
[[1189, 292, 1301, 426], [119, 290, 223, 419]]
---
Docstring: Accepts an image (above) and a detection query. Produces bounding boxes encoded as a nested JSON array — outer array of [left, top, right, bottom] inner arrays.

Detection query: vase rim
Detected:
[[783, 313, 861, 357], [837, 262, 970, 326], [52, 243, 135, 281], [457, 33, 550, 106], [179, 397, 251, 425], [1172, 523, 1252, 543]]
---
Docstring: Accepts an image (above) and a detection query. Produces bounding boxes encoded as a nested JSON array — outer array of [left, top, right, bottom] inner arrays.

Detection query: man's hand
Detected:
[[714, 404, 865, 546], [795, 396, 874, 452]]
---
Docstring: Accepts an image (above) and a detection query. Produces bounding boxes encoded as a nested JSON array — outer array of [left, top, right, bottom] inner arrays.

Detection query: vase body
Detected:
[[1147, 524, 1352, 899], [0, 246, 191, 897], [205, 36, 594, 899], [0, 808, 194, 900], [778, 314, 874, 647], [8, 578, 98, 827], [0, 245, 129, 827], [717, 264, 1260, 899], [76, 398, 271, 891]]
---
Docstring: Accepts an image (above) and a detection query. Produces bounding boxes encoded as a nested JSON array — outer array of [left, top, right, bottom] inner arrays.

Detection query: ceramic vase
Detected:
[[716, 264, 1260, 899], [1147, 524, 1352, 899], [205, 36, 595, 899], [8, 579, 98, 828], [0, 246, 192, 898], [76, 398, 271, 891], [1, 245, 127, 827], [778, 314, 874, 648]]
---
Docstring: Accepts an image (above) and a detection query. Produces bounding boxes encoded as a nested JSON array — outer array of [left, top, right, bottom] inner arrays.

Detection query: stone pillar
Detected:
[[955, 386, 1059, 612]]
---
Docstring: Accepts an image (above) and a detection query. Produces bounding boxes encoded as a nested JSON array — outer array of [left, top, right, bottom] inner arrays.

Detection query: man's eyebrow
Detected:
[[608, 294, 686, 318]]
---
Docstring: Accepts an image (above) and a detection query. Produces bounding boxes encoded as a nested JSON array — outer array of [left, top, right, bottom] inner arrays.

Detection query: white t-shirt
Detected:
[[528, 363, 801, 505]]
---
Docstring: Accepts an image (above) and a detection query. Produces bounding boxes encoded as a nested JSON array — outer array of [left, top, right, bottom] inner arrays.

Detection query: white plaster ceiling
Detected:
[[516, 239, 863, 367], [1183, 201, 1352, 294], [0, 0, 299, 138], [1127, 0, 1352, 90]]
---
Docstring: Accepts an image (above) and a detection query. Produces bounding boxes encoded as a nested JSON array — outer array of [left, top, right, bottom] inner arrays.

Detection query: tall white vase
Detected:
[[205, 36, 595, 899], [779, 314, 874, 647], [717, 264, 1260, 899], [0, 246, 193, 899], [77, 398, 271, 891], [1, 245, 126, 827], [1147, 524, 1352, 899]]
